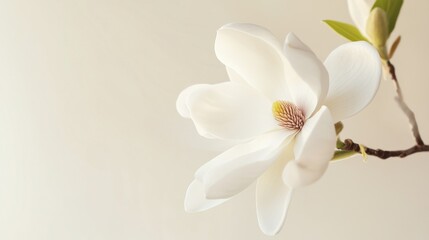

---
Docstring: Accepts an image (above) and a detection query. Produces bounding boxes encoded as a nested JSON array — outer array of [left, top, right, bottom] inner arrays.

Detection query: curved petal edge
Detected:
[[324, 41, 381, 122]]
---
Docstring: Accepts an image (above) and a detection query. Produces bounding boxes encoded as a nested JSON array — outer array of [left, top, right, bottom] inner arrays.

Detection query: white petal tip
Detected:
[[285, 32, 299, 45], [184, 180, 228, 213], [285, 32, 308, 51], [176, 84, 209, 118], [257, 189, 293, 236], [259, 224, 282, 236], [176, 91, 190, 118]]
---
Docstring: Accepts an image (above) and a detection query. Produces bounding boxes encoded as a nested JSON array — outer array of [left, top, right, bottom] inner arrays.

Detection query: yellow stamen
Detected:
[[272, 101, 305, 130]]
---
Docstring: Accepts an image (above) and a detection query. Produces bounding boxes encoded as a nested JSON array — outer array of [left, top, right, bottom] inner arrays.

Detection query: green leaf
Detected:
[[331, 150, 356, 161], [336, 138, 345, 149], [323, 20, 368, 42], [372, 0, 404, 33]]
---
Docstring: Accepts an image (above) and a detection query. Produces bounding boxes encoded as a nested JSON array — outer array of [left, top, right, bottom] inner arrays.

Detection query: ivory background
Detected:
[[0, 0, 428, 239]]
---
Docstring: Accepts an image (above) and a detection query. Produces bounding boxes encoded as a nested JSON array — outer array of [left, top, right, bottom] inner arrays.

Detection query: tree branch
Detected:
[[337, 61, 427, 160], [340, 139, 429, 159], [387, 61, 425, 146]]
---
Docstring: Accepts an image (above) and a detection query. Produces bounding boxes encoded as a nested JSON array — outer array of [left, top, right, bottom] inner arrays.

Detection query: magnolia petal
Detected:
[[283, 106, 335, 188], [184, 179, 229, 212], [197, 130, 294, 199], [176, 84, 224, 139], [176, 84, 210, 119], [215, 23, 291, 101], [324, 41, 381, 122], [283, 161, 328, 188], [347, 0, 374, 36], [184, 81, 278, 140], [226, 67, 247, 85], [283, 33, 329, 117], [256, 143, 294, 236]]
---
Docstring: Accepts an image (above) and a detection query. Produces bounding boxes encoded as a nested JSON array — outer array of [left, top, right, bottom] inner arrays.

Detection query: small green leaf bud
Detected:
[[366, 7, 389, 59]]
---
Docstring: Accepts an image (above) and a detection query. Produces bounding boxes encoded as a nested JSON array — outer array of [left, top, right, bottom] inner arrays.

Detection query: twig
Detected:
[[337, 61, 427, 160], [387, 61, 424, 146], [341, 139, 429, 159]]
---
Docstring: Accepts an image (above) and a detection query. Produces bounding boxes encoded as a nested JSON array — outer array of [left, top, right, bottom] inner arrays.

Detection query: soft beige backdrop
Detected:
[[0, 0, 428, 239]]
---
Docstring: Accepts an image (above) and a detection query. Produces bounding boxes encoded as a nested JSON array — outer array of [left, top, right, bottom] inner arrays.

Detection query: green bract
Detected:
[[366, 7, 389, 47], [323, 20, 368, 42]]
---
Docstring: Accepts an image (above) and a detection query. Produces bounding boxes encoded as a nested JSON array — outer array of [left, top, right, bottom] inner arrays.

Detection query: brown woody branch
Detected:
[[338, 61, 428, 160], [387, 61, 425, 145], [340, 139, 429, 159]]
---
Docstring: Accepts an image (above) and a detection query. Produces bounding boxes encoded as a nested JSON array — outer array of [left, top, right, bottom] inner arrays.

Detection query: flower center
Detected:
[[272, 100, 305, 131]]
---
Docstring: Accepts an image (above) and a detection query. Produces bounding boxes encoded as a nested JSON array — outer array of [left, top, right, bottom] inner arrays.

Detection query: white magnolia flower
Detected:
[[177, 23, 381, 235]]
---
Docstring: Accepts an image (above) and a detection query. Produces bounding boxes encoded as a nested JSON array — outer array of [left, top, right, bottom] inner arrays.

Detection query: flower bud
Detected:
[[366, 7, 389, 46], [366, 7, 389, 59]]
